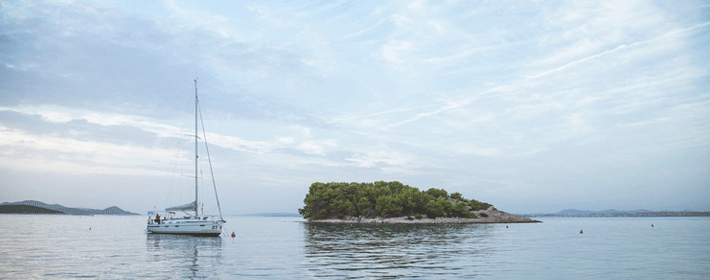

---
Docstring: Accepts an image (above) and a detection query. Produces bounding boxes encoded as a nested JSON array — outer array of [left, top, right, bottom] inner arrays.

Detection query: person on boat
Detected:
[[155, 213, 161, 224]]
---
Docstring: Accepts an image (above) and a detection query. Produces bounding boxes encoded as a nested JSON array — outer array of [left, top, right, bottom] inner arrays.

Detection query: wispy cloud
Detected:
[[525, 21, 710, 81]]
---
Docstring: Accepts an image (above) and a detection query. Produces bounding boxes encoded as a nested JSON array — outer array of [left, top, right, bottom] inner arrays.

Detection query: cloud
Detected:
[[345, 149, 416, 171], [339, 17, 390, 40], [1, 0, 708, 213], [0, 124, 177, 176]]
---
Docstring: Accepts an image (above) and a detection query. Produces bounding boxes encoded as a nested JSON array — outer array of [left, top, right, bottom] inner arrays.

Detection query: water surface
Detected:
[[0, 215, 707, 279]]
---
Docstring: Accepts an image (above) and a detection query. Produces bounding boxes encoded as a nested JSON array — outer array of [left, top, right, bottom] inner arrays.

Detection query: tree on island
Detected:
[[298, 181, 492, 220]]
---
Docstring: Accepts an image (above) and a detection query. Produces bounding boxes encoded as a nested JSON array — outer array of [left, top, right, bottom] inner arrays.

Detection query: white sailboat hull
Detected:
[[147, 218, 223, 237]]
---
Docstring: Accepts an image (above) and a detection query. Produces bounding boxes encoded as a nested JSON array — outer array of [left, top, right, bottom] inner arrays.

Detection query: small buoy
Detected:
[[231, 231, 236, 238], [506, 225, 509, 229], [579, 229, 583, 234], [651, 224, 654, 227], [89, 227, 91, 230]]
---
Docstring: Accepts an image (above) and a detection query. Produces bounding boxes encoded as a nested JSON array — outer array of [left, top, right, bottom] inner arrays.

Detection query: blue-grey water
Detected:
[[0, 215, 708, 279]]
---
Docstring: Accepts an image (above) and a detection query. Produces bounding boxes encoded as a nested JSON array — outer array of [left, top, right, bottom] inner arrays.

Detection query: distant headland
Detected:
[[298, 181, 539, 224], [0, 200, 139, 215], [522, 209, 710, 218]]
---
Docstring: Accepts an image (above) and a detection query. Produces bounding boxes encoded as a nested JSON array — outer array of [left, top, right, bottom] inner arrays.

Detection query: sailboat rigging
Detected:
[[146, 79, 225, 237]]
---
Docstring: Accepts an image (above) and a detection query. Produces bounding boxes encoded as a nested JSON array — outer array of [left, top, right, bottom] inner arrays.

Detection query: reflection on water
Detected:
[[303, 223, 496, 279], [146, 234, 223, 279], [3, 215, 704, 279]]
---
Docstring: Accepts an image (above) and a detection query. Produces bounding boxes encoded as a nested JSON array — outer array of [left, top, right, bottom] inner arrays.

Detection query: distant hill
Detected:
[[0, 204, 65, 214], [0, 200, 138, 215], [523, 209, 710, 218], [244, 212, 302, 217], [556, 209, 596, 216]]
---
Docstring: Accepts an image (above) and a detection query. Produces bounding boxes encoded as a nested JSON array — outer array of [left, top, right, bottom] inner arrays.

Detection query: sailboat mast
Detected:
[[194, 79, 199, 216]]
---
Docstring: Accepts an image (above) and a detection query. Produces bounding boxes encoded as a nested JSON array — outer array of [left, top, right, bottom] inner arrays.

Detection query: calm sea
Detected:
[[0, 215, 707, 279]]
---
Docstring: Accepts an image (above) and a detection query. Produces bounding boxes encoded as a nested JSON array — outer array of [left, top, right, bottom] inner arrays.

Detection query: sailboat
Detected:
[[147, 79, 225, 237]]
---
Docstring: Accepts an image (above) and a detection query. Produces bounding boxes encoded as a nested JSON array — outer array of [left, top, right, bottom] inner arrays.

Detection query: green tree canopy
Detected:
[[298, 181, 493, 220]]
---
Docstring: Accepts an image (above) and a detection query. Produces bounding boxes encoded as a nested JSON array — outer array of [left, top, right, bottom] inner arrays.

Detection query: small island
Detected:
[[0, 200, 138, 215], [298, 181, 539, 224], [0, 204, 65, 214]]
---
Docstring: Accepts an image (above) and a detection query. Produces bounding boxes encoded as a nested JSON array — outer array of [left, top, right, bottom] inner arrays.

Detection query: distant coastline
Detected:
[[243, 213, 302, 217], [0, 200, 138, 215], [0, 204, 65, 215], [522, 209, 710, 218]]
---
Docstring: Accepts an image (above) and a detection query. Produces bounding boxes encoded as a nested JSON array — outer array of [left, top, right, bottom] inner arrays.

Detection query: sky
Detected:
[[1, 0, 709, 215]]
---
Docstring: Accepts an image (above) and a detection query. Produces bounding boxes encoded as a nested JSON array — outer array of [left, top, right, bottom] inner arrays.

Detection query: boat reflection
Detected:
[[146, 234, 223, 279]]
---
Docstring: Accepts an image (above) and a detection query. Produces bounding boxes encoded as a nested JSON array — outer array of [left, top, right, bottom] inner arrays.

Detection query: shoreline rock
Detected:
[[306, 207, 541, 224]]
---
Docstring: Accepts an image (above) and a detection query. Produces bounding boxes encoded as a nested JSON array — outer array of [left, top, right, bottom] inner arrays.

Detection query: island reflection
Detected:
[[303, 222, 496, 278]]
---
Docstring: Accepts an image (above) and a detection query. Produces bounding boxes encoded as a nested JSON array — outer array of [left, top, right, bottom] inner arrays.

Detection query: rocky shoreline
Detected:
[[307, 207, 541, 224]]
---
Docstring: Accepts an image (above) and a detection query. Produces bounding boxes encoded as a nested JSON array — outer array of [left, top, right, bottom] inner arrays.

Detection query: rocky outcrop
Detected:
[[307, 207, 541, 224]]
